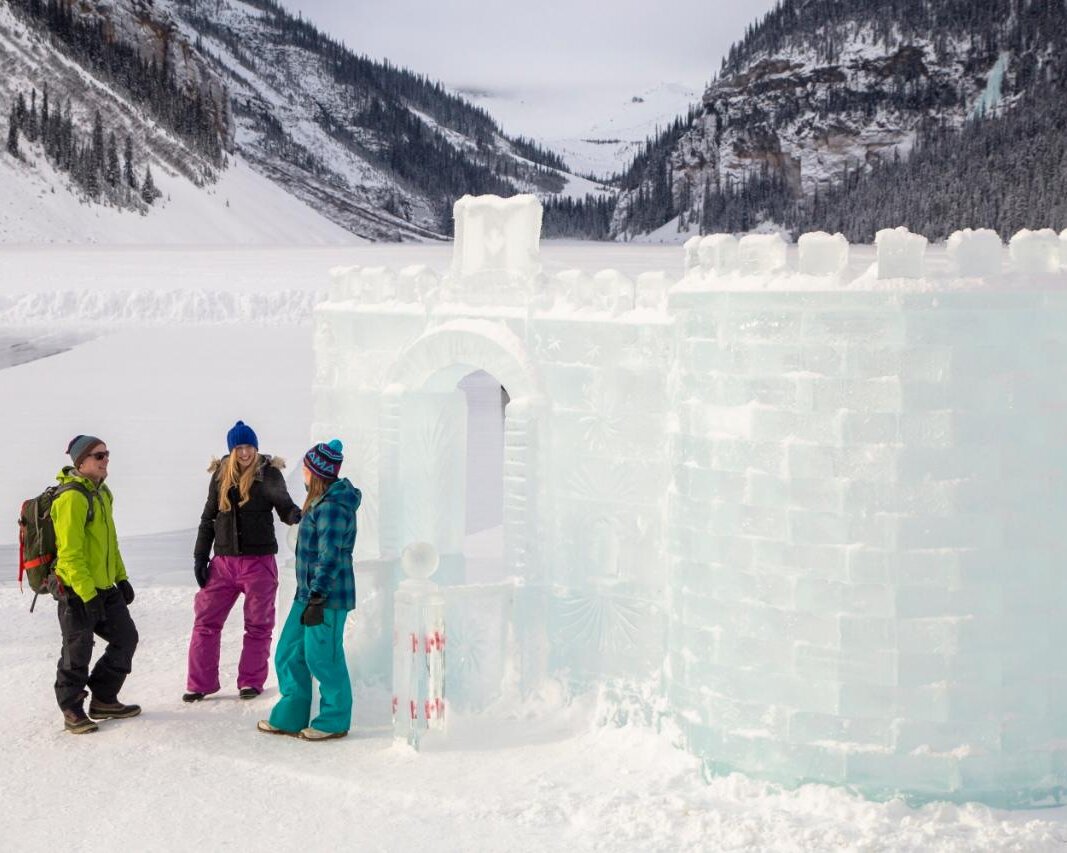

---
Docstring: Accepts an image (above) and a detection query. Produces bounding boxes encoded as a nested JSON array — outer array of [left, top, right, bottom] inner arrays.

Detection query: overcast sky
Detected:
[[286, 0, 779, 97]]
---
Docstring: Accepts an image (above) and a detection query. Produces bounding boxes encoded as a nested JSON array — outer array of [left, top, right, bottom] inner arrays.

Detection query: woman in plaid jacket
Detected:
[[258, 439, 361, 740]]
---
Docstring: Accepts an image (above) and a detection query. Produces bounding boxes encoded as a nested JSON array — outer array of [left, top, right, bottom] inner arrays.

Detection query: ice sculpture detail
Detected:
[[392, 542, 446, 747]]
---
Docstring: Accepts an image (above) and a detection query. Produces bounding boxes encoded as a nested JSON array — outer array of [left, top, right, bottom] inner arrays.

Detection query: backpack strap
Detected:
[[53, 482, 95, 525]]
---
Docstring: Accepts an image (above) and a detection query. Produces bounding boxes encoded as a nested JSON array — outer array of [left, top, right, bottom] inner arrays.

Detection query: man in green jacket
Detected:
[[54, 435, 140, 734]]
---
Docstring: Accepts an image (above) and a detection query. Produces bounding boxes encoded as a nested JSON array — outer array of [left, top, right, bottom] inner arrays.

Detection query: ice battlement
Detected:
[[328, 217, 1067, 321], [315, 196, 1067, 807]]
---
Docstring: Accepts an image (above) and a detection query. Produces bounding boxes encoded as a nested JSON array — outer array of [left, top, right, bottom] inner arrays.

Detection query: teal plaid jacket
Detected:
[[294, 478, 361, 610]]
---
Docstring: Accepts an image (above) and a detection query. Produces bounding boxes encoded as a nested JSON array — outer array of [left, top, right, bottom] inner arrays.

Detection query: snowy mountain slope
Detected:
[[0, 0, 349, 245], [0, 0, 602, 244], [0, 145, 358, 245], [0, 0, 222, 186], [170, 0, 608, 239]]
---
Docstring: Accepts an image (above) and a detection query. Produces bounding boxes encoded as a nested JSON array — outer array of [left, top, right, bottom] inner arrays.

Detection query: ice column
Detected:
[[392, 542, 447, 748]]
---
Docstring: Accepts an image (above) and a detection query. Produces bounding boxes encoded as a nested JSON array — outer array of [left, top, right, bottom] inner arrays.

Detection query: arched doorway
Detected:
[[379, 320, 543, 586], [458, 369, 510, 582]]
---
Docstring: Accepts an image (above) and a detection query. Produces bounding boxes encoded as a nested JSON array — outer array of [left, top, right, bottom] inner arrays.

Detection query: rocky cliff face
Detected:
[[63, 0, 234, 149], [612, 0, 1067, 238]]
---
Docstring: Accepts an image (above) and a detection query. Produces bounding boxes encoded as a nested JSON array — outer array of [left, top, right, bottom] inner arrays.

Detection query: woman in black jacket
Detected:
[[184, 421, 301, 702]]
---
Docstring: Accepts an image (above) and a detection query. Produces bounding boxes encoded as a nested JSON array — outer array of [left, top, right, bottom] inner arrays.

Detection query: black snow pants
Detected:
[[55, 585, 139, 710]]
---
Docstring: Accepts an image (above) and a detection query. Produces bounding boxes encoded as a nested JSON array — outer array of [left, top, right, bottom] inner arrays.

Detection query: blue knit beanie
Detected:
[[67, 434, 104, 466], [304, 439, 343, 481], [226, 420, 258, 452]]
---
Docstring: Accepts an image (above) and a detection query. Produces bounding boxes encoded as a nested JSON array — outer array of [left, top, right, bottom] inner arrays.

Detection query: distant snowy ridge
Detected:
[[0, 287, 320, 324]]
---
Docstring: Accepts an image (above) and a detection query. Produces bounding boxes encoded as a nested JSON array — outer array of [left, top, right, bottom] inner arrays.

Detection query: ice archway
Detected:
[[379, 318, 543, 582]]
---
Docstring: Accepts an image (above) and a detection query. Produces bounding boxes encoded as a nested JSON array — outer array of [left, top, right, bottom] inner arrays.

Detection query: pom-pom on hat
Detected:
[[304, 439, 343, 481], [67, 434, 104, 467], [226, 421, 259, 452]]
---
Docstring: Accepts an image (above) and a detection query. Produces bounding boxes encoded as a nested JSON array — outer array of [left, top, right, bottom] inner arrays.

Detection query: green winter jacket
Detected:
[[50, 467, 127, 603]]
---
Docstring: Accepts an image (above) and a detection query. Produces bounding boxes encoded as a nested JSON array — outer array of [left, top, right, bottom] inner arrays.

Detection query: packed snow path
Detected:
[[1, 587, 1065, 851]]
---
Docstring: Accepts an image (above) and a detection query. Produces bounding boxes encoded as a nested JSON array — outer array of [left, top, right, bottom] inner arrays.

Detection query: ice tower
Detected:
[[313, 195, 1067, 806]]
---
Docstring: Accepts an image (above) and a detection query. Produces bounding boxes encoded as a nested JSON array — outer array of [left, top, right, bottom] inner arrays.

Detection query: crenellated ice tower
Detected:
[[313, 198, 1067, 806]]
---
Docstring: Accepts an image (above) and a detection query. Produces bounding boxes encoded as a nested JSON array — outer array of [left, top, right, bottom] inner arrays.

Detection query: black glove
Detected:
[[117, 579, 135, 605], [194, 557, 210, 589], [81, 593, 106, 624], [300, 593, 325, 626]]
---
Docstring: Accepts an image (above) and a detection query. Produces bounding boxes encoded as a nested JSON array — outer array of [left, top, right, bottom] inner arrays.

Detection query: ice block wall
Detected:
[[668, 233, 1067, 806], [534, 268, 673, 683]]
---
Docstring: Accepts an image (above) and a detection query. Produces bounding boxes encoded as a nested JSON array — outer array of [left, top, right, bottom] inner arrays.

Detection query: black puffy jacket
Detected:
[[193, 455, 301, 559]]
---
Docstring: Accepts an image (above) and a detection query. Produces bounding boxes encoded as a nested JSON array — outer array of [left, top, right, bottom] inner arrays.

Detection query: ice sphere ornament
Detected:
[[401, 540, 440, 581]]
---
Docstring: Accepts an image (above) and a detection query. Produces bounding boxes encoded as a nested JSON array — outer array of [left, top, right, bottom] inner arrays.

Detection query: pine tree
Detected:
[[26, 89, 38, 142], [105, 131, 120, 188], [141, 163, 159, 204], [6, 107, 19, 158], [123, 135, 137, 189]]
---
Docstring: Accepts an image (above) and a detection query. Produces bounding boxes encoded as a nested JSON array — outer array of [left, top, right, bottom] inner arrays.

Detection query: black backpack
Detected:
[[17, 483, 94, 611]]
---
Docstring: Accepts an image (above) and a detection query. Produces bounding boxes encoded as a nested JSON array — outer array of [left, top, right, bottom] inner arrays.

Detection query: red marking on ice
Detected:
[[409, 699, 417, 720]]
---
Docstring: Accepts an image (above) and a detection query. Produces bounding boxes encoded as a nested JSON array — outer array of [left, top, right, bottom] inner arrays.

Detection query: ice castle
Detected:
[[312, 195, 1067, 807]]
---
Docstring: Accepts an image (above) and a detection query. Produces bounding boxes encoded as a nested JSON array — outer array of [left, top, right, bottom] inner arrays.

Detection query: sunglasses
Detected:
[[88, 451, 110, 461]]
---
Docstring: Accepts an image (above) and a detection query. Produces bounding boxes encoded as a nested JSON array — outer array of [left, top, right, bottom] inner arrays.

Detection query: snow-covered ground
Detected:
[[3, 244, 1067, 851]]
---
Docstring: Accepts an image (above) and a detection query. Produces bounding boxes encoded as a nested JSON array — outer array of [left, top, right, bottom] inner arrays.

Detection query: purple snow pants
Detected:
[[186, 554, 278, 694]]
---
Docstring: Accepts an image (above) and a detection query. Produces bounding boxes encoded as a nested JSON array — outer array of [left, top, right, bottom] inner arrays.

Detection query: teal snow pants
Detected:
[[268, 600, 352, 734]]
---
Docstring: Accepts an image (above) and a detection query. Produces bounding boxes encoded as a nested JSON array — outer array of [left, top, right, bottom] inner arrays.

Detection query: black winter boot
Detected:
[[63, 692, 98, 734], [89, 698, 142, 719], [239, 687, 261, 700], [182, 692, 206, 703]]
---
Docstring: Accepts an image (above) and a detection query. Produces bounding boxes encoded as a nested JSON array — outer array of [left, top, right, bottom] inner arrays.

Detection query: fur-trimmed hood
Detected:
[[206, 453, 286, 476]]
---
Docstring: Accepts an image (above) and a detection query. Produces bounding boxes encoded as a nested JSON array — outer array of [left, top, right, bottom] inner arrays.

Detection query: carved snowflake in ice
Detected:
[[444, 590, 512, 710], [555, 589, 645, 655], [565, 462, 639, 505], [577, 378, 628, 452]]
